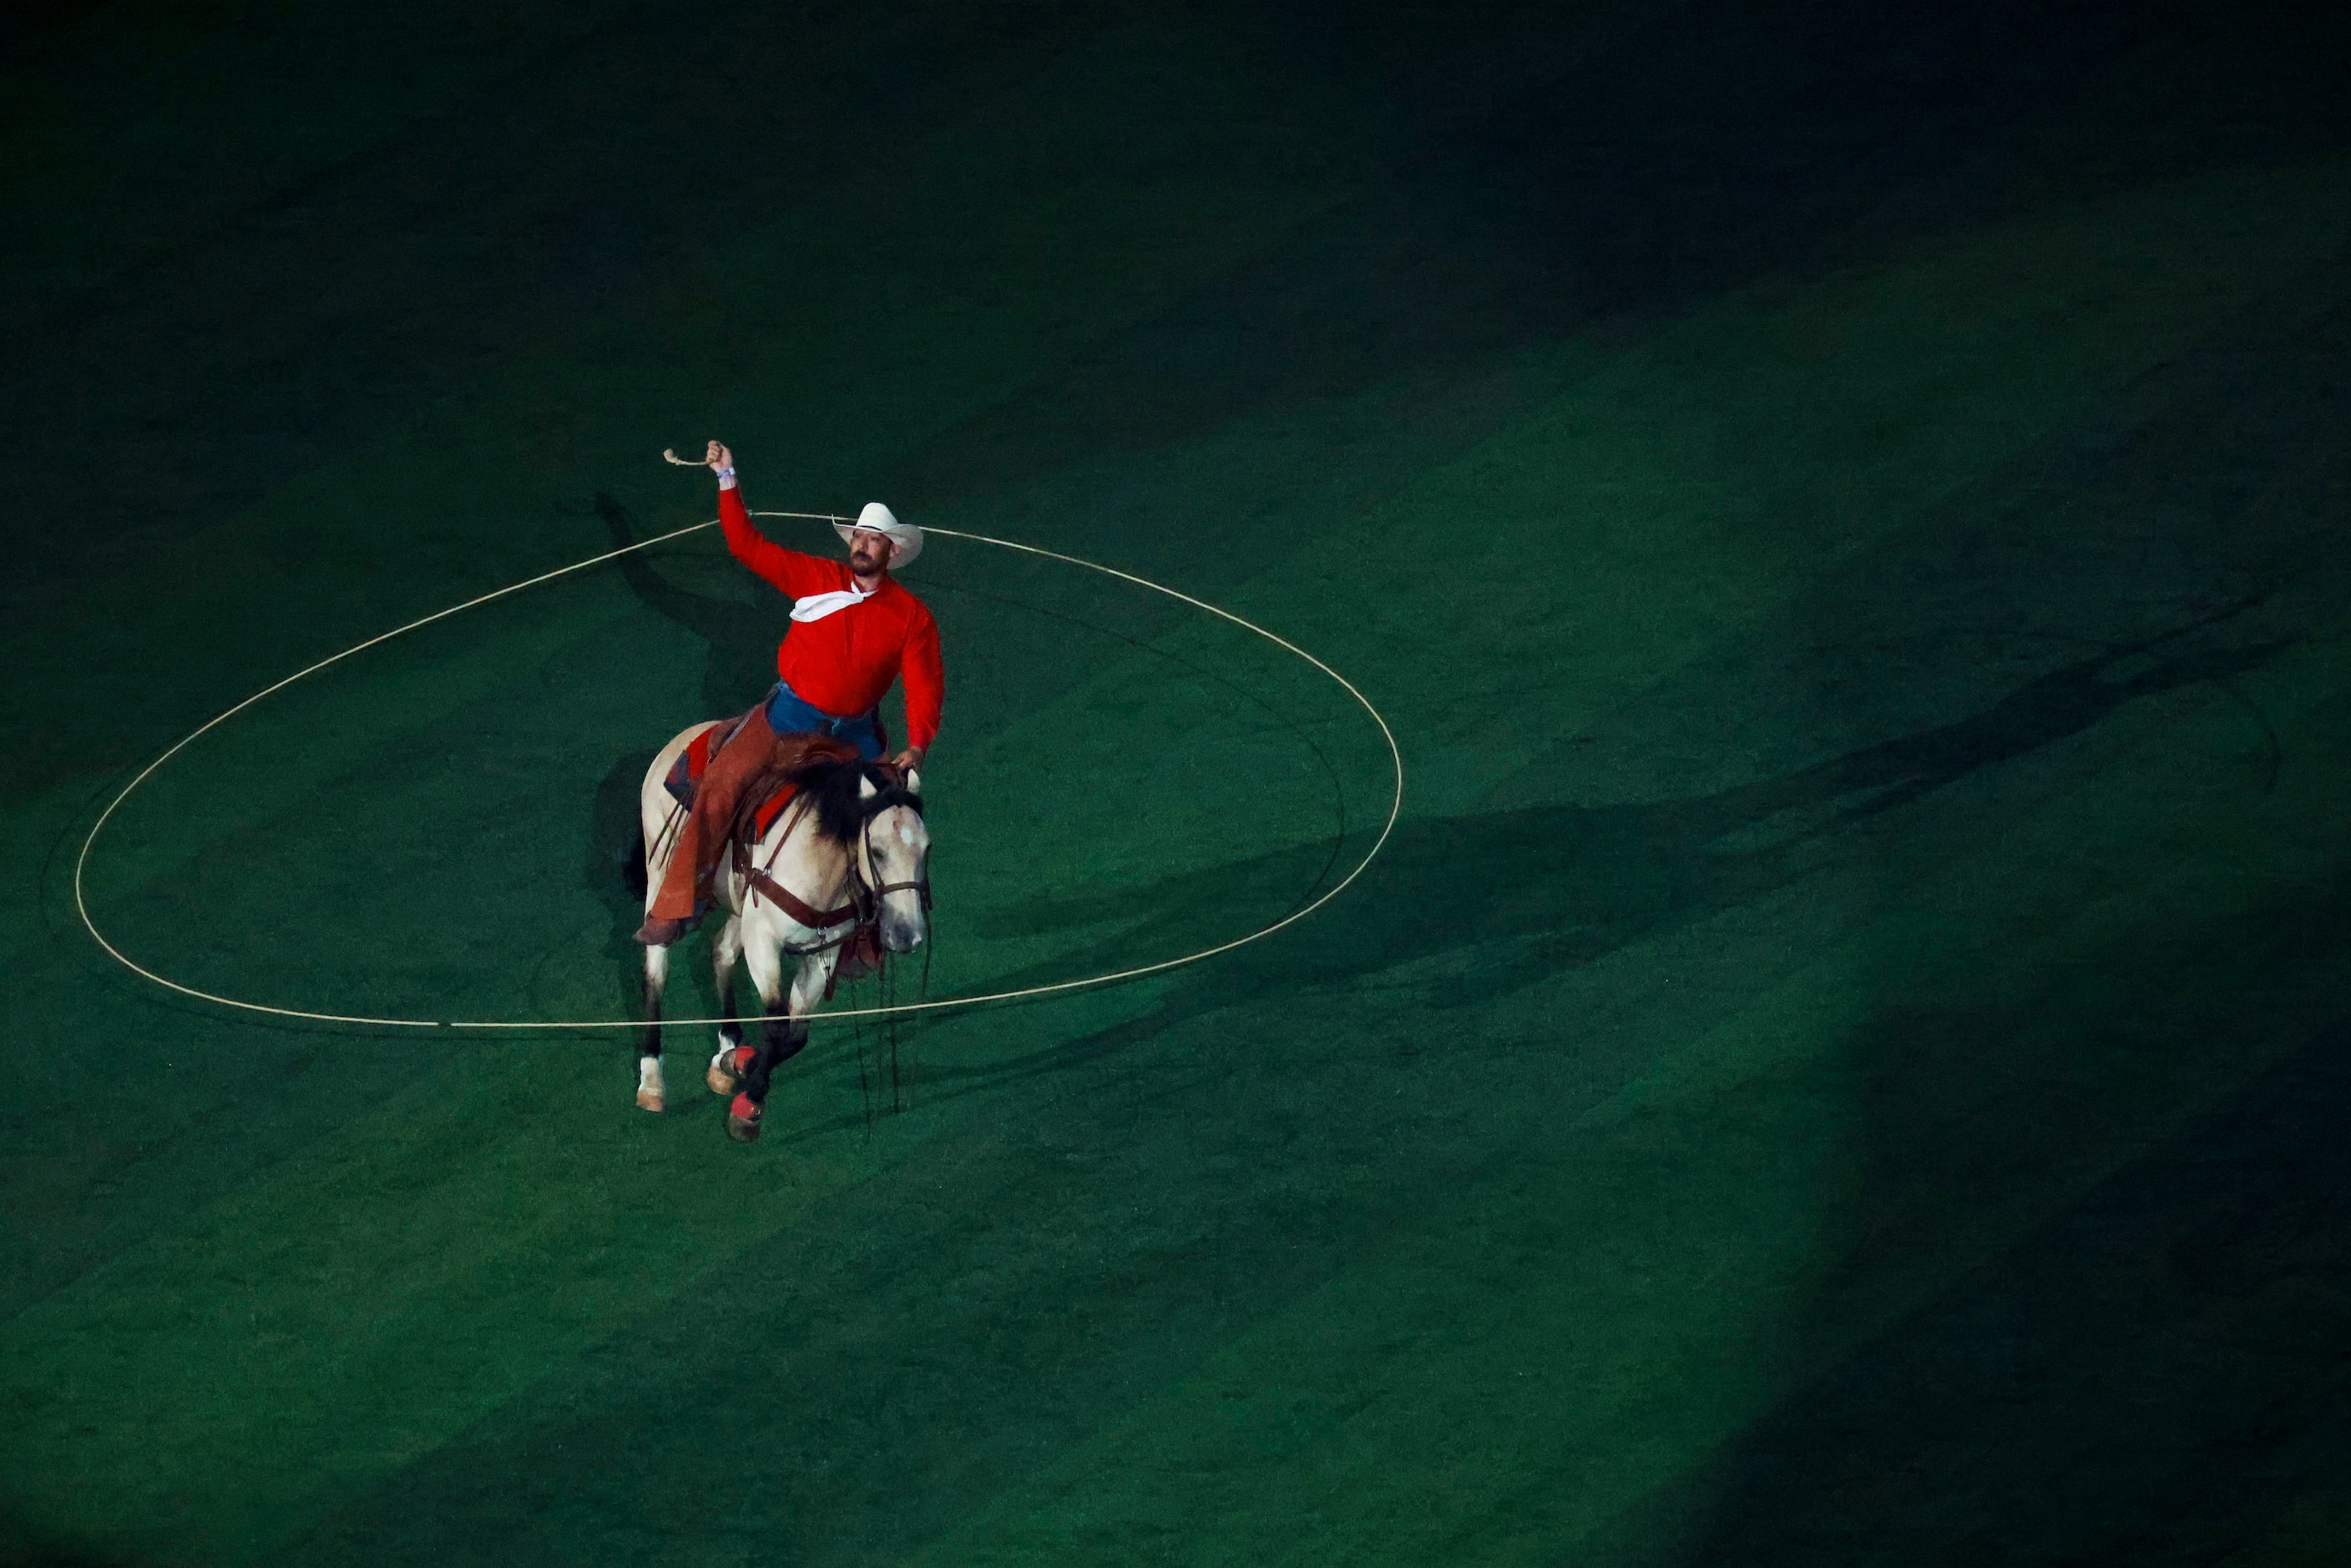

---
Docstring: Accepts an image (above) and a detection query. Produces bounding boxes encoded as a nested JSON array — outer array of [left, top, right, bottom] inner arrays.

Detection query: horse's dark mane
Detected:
[[763, 746, 923, 848]]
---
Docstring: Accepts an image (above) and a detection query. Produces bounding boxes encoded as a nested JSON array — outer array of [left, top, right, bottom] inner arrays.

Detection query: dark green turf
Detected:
[[6, 3, 2351, 1564]]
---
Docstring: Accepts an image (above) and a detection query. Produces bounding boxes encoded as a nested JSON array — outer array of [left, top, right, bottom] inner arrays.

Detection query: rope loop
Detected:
[[73, 468, 1403, 1032]]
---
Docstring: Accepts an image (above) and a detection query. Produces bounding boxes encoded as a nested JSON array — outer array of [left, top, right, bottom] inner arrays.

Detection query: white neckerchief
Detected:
[[790, 582, 877, 623]]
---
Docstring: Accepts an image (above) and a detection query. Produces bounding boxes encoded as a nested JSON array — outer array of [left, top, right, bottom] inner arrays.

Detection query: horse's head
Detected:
[[857, 767, 931, 952]]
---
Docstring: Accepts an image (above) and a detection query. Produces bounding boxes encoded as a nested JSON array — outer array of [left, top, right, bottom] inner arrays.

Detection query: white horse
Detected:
[[630, 722, 931, 1141]]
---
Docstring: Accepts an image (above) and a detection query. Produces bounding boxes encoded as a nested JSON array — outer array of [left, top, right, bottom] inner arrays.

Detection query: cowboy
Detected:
[[636, 440, 943, 946]]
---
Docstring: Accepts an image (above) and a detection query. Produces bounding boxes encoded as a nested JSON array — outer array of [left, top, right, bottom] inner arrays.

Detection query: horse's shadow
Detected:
[[584, 744, 660, 1009], [808, 608, 2294, 1130]]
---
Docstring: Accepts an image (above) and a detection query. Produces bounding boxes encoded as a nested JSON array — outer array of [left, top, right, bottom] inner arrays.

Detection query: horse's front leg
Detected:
[[726, 930, 837, 1144], [635, 940, 670, 1112], [704, 914, 749, 1096]]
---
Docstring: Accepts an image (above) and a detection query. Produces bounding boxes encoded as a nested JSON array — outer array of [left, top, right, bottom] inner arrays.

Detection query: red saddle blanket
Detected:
[[662, 716, 801, 837]]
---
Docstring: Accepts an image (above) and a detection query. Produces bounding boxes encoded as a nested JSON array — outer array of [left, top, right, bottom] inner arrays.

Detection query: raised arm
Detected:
[[705, 443, 838, 599]]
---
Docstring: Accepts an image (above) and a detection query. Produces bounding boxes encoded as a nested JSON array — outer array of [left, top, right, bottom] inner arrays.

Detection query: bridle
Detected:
[[855, 786, 934, 918], [732, 777, 930, 955]]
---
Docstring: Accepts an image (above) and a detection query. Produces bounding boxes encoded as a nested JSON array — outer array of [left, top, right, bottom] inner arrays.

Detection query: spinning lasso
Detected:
[[73, 462, 1404, 1030]]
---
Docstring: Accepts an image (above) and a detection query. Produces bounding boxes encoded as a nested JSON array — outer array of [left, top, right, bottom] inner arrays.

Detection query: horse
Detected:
[[626, 721, 932, 1141]]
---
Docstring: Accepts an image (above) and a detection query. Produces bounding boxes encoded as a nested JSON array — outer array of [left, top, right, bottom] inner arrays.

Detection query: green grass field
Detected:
[[7, 3, 2351, 1562]]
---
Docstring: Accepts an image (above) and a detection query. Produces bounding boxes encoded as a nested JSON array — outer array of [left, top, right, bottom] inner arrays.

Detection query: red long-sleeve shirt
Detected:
[[719, 485, 945, 751]]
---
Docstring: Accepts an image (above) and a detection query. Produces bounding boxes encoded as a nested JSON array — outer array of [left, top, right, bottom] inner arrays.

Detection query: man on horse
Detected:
[[635, 440, 943, 947]]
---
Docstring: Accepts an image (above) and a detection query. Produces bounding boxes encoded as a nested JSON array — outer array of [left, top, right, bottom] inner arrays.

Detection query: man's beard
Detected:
[[852, 549, 881, 573]]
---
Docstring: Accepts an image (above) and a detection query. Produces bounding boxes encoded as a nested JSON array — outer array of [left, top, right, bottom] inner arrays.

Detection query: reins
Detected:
[[731, 771, 929, 957]]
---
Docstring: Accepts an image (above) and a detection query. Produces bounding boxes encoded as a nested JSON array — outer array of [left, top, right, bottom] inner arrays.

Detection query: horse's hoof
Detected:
[[726, 1094, 763, 1143], [635, 1086, 665, 1113], [707, 1045, 751, 1097], [706, 1060, 735, 1095]]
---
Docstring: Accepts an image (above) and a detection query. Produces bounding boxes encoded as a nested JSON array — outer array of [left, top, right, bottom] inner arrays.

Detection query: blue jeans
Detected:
[[764, 680, 884, 761]]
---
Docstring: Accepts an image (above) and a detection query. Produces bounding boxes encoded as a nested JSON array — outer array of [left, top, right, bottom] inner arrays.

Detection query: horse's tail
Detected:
[[621, 825, 649, 902]]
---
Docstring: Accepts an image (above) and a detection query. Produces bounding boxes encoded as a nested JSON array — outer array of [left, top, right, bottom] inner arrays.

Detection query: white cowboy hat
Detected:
[[834, 501, 923, 568]]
